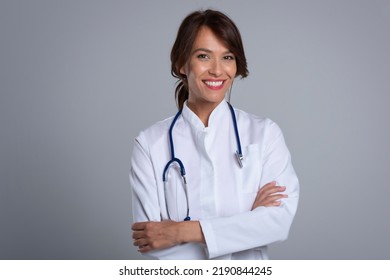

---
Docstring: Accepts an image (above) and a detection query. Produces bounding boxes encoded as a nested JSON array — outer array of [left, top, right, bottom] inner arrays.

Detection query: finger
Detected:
[[132, 222, 147, 230], [133, 238, 148, 247], [262, 193, 288, 202], [269, 193, 288, 200], [138, 244, 152, 253], [260, 194, 288, 206], [132, 230, 145, 239], [259, 185, 286, 197], [258, 181, 276, 192], [261, 194, 288, 204], [258, 199, 282, 207], [257, 182, 280, 195]]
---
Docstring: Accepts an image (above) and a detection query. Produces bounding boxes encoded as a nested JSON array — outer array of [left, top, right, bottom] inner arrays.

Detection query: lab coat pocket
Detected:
[[238, 144, 263, 211], [163, 165, 189, 222], [240, 144, 262, 193]]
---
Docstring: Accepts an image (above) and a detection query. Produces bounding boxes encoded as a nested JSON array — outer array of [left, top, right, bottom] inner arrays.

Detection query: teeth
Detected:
[[205, 80, 223, 87]]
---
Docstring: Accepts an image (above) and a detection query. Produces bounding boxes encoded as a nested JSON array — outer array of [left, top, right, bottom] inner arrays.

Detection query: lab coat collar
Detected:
[[182, 100, 230, 131]]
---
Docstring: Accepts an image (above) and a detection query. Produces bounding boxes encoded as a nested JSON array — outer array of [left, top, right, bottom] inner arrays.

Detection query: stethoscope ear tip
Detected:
[[184, 216, 191, 221]]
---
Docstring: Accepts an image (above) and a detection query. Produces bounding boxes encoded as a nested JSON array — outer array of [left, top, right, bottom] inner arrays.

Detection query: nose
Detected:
[[208, 59, 222, 77]]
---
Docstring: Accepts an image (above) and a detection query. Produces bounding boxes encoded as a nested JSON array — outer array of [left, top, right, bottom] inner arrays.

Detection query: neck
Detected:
[[186, 101, 221, 127]]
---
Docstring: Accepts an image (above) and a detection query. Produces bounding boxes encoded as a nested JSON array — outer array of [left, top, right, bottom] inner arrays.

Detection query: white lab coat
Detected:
[[130, 100, 299, 259]]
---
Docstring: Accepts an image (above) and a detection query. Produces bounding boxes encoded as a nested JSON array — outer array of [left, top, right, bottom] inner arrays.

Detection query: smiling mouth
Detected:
[[203, 80, 225, 90]]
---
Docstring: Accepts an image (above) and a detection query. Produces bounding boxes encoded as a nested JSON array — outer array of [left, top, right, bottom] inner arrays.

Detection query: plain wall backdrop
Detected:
[[1, 0, 389, 259]]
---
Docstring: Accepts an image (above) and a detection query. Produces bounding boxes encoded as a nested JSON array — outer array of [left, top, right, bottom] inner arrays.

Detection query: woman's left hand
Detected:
[[132, 221, 180, 253], [132, 220, 204, 253]]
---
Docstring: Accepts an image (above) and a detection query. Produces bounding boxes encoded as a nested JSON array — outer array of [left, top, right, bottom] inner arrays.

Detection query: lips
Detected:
[[203, 80, 225, 90]]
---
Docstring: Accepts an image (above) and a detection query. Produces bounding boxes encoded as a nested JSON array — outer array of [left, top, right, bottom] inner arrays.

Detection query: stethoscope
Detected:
[[162, 102, 244, 221]]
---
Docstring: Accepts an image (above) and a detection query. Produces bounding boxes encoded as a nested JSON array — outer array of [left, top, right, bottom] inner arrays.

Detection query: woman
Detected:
[[130, 9, 299, 260]]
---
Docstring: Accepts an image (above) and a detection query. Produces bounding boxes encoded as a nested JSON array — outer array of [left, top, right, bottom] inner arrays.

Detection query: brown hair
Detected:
[[170, 10, 249, 109]]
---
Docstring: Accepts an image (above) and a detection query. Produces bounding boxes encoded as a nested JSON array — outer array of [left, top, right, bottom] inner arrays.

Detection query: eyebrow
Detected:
[[192, 48, 233, 55]]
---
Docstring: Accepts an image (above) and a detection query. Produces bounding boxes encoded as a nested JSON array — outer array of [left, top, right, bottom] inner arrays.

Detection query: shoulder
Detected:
[[234, 108, 283, 138], [134, 115, 174, 149]]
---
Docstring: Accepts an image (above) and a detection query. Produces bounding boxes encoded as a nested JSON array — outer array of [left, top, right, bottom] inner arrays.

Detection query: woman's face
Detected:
[[180, 26, 237, 110]]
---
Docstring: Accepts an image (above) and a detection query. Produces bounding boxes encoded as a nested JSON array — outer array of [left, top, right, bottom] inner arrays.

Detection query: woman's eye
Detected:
[[197, 54, 209, 59], [224, 55, 235, 60]]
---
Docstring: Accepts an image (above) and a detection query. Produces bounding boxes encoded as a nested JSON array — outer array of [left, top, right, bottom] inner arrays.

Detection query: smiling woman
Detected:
[[180, 27, 237, 125], [129, 9, 299, 260], [171, 10, 248, 111]]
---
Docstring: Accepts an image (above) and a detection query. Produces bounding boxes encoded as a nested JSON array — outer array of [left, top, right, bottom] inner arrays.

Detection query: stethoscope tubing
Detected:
[[162, 102, 243, 221]]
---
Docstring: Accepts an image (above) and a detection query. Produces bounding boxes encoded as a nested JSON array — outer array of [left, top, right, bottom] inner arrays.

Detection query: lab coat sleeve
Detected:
[[199, 120, 299, 259], [130, 132, 206, 259]]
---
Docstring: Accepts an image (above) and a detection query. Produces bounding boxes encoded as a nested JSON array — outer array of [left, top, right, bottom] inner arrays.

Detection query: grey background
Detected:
[[1, 0, 389, 259]]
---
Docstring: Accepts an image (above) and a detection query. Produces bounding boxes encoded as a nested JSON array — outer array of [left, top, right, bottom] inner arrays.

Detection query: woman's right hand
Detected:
[[251, 181, 288, 210]]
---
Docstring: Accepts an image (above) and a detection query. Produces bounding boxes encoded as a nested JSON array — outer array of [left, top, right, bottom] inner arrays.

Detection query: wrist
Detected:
[[178, 221, 205, 244]]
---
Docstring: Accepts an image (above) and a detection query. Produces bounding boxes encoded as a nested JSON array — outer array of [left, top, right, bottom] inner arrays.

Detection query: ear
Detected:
[[179, 65, 186, 76]]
